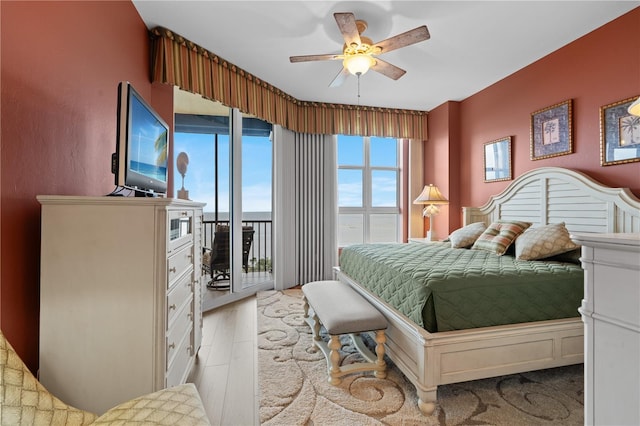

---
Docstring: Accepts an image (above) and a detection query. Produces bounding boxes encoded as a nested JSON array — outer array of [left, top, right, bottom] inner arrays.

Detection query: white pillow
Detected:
[[448, 222, 487, 248], [515, 222, 580, 260]]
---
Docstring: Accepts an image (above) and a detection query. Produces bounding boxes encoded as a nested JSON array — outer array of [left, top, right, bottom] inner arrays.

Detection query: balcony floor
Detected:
[[202, 271, 273, 305]]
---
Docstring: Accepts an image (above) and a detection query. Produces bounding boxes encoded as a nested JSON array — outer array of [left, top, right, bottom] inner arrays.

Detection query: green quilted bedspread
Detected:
[[339, 242, 584, 332]]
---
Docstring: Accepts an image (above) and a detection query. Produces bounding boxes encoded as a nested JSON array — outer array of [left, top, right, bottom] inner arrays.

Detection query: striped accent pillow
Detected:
[[471, 220, 532, 255]]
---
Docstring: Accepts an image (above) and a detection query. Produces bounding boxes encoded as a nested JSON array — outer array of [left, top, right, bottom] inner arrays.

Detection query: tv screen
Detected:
[[113, 82, 169, 195]]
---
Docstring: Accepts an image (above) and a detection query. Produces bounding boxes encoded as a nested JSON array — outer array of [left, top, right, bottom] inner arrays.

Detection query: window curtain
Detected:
[[272, 127, 337, 288], [150, 27, 428, 140], [272, 125, 296, 290], [294, 133, 337, 284]]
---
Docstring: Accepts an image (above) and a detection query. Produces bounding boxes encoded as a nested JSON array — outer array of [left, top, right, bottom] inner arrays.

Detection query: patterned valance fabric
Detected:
[[150, 27, 427, 139]]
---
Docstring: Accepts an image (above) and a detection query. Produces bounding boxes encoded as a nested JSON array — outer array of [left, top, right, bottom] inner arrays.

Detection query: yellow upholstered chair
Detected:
[[1, 330, 211, 426]]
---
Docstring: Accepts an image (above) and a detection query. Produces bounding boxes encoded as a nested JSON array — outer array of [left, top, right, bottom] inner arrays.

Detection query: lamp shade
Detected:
[[414, 184, 448, 205], [344, 54, 375, 76], [629, 96, 640, 117]]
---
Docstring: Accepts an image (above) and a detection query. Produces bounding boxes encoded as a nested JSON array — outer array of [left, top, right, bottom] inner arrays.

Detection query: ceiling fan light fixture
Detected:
[[344, 54, 375, 76], [289, 12, 430, 87]]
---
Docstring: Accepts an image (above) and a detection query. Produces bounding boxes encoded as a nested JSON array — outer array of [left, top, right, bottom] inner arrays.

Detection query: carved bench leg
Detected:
[[328, 335, 343, 385], [374, 330, 387, 379], [312, 313, 322, 345], [303, 295, 309, 319]]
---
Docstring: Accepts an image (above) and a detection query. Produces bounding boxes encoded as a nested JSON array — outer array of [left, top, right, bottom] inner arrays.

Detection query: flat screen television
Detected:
[[111, 81, 169, 196]]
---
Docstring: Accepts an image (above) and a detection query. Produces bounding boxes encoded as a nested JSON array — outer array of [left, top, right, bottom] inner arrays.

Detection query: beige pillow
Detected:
[[449, 222, 487, 248], [515, 222, 580, 260], [92, 383, 211, 425], [471, 220, 532, 255]]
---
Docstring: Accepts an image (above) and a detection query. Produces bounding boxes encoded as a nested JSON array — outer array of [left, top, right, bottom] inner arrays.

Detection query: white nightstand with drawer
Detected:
[[409, 237, 443, 244]]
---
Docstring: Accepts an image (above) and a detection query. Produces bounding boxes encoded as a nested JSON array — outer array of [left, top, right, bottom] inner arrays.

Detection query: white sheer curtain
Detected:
[[272, 126, 337, 289]]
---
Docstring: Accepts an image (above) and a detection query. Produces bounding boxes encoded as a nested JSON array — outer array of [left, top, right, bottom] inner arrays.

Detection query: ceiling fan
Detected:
[[290, 12, 430, 87]]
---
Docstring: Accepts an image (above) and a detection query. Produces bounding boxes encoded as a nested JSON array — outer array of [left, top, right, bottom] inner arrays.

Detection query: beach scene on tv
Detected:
[[128, 94, 168, 182]]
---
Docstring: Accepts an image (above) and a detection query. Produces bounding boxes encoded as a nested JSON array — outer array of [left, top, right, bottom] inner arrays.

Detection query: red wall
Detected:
[[423, 101, 462, 239], [427, 7, 640, 231], [0, 1, 172, 372]]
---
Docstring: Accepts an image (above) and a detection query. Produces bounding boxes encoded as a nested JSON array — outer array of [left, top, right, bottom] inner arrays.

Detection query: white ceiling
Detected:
[[133, 1, 638, 112]]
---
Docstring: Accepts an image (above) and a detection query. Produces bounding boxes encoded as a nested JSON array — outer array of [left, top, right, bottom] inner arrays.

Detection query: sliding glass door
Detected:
[[174, 97, 273, 311], [239, 122, 274, 292]]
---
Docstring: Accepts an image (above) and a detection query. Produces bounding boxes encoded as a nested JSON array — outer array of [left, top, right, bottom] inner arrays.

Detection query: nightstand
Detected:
[[408, 237, 442, 244]]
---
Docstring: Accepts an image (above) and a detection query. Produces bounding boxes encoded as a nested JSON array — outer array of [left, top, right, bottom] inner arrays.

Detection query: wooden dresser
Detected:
[[571, 233, 640, 426], [38, 196, 205, 414]]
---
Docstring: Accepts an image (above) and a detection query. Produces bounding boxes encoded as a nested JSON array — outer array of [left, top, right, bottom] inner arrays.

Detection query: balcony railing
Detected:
[[202, 219, 272, 274]]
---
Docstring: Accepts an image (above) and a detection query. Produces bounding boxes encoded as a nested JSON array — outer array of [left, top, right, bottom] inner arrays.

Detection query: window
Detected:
[[337, 135, 400, 245]]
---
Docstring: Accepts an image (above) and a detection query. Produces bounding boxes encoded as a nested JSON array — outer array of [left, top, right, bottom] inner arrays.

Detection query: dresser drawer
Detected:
[[167, 244, 193, 288], [168, 209, 194, 254], [166, 297, 192, 367], [167, 273, 192, 327], [166, 326, 193, 388]]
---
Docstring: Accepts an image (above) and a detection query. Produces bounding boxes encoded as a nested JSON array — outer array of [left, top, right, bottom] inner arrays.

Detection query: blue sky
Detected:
[[174, 133, 272, 212], [174, 133, 397, 212], [337, 135, 397, 207]]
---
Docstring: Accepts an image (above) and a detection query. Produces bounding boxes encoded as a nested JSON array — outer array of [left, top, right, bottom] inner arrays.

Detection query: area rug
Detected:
[[257, 289, 584, 425]]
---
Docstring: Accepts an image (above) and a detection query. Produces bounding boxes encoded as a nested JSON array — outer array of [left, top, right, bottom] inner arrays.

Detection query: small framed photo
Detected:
[[484, 137, 512, 182], [530, 99, 573, 160], [599, 96, 640, 166]]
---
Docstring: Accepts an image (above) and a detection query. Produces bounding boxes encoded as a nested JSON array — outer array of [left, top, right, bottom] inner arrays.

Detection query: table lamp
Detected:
[[414, 184, 449, 241]]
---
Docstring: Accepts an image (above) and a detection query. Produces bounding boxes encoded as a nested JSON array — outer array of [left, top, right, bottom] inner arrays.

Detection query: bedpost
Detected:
[[462, 207, 472, 226], [462, 206, 489, 226]]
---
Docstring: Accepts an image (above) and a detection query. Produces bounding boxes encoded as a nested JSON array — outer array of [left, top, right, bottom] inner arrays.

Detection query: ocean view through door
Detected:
[[174, 103, 274, 311]]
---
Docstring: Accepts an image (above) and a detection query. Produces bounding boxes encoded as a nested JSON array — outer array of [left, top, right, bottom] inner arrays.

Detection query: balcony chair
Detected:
[[0, 330, 210, 425], [206, 225, 254, 290]]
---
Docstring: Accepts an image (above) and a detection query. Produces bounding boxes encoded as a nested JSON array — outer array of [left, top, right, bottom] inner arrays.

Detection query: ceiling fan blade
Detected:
[[290, 54, 342, 63], [371, 58, 406, 80], [334, 12, 361, 47], [329, 67, 350, 88], [373, 25, 430, 54]]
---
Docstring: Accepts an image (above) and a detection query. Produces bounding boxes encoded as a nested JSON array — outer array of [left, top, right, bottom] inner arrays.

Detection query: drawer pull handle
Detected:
[[169, 304, 176, 310], [169, 267, 176, 273], [181, 211, 188, 216], [168, 342, 175, 350]]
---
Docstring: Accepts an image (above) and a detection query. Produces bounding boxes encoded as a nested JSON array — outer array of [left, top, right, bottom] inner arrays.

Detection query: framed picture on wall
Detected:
[[484, 137, 512, 182], [530, 99, 572, 160], [599, 96, 640, 166]]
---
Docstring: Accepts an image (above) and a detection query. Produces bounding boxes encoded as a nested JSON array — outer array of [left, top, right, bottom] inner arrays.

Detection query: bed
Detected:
[[334, 167, 640, 415]]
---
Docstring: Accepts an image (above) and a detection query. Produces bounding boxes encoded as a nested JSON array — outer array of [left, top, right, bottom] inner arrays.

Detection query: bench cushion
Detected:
[[302, 280, 387, 335]]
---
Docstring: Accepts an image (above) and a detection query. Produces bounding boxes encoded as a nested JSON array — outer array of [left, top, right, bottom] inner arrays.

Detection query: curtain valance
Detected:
[[150, 27, 427, 140]]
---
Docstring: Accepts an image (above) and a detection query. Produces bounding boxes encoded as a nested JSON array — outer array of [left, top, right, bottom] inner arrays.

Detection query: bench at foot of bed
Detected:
[[302, 280, 388, 385]]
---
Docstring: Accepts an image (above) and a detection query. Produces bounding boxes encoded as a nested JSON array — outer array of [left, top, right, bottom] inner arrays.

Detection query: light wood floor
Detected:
[[189, 295, 258, 426]]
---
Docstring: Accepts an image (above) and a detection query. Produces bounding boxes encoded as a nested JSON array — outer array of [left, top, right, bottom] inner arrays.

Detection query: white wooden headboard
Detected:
[[463, 167, 640, 234]]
